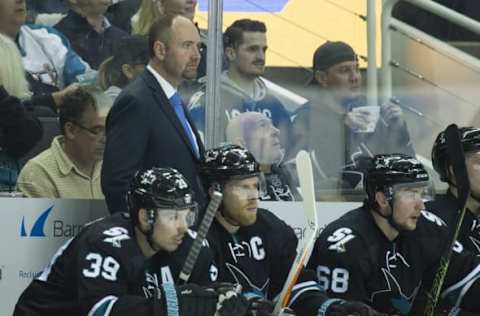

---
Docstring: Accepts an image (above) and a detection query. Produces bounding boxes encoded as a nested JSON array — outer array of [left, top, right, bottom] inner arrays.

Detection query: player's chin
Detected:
[[165, 242, 181, 252]]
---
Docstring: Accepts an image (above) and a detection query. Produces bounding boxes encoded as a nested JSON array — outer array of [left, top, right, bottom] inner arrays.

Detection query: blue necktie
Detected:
[[170, 93, 200, 159]]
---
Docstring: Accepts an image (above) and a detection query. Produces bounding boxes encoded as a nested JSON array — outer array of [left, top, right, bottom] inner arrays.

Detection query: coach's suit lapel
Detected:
[[142, 71, 201, 159]]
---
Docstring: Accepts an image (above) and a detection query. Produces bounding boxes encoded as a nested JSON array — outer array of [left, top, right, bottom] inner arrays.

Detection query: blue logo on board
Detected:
[[20, 206, 54, 237]]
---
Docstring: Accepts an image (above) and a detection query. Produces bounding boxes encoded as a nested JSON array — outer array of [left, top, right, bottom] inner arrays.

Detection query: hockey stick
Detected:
[[178, 190, 223, 283], [273, 150, 319, 315], [423, 124, 471, 316]]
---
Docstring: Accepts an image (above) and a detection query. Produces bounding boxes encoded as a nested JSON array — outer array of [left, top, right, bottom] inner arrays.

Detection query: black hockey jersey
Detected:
[[14, 213, 217, 316], [427, 190, 480, 255], [207, 208, 329, 315], [260, 165, 299, 202], [307, 205, 480, 315]]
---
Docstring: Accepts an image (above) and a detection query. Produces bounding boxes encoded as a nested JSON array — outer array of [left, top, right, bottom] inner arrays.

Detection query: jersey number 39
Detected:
[[83, 253, 120, 281]]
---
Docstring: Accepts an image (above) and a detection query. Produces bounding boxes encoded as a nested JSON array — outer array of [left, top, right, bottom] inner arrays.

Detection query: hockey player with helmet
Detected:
[[199, 144, 384, 316], [307, 153, 480, 315], [14, 167, 249, 316], [428, 126, 480, 255]]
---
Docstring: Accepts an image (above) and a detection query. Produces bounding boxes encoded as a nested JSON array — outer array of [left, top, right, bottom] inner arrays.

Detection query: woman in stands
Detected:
[[0, 33, 42, 192]]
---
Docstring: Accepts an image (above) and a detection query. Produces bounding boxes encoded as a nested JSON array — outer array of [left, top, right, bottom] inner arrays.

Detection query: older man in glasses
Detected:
[[17, 86, 113, 198]]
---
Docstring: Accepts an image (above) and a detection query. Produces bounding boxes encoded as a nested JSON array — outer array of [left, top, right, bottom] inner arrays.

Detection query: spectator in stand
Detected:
[[26, 0, 68, 24], [226, 112, 299, 201], [132, 0, 197, 35], [0, 0, 91, 97], [106, 0, 141, 33], [17, 86, 113, 198], [55, 0, 128, 70], [188, 19, 293, 153], [98, 35, 149, 100], [292, 41, 414, 193], [132, 0, 207, 78], [0, 86, 42, 193], [0, 32, 79, 117], [0, 33, 42, 192]]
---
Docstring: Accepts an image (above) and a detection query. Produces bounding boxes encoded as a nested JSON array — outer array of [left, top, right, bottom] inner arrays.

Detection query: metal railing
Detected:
[[381, 0, 480, 103]]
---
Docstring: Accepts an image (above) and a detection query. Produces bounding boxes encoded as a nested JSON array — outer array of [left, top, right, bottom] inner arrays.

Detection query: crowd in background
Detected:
[[0, 0, 474, 202]]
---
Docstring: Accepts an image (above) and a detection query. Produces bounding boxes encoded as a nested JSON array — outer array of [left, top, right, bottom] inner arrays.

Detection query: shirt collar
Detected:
[[147, 64, 176, 99]]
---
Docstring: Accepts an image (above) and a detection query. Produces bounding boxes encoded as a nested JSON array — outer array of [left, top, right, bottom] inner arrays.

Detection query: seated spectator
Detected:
[[0, 0, 92, 96], [0, 87, 42, 192], [55, 0, 128, 70], [132, 0, 197, 35], [292, 41, 414, 192], [0, 34, 32, 101], [26, 0, 68, 15], [106, 0, 141, 33], [97, 35, 148, 99], [17, 86, 113, 198], [0, 32, 79, 117], [226, 112, 299, 201], [188, 19, 293, 153], [26, 0, 68, 24]]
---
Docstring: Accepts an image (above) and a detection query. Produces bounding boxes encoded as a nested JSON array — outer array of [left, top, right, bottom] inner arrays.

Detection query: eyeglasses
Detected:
[[72, 121, 105, 137]]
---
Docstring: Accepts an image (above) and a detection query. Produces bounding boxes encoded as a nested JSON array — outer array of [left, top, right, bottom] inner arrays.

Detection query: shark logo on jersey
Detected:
[[226, 263, 269, 295], [143, 272, 161, 299], [103, 227, 130, 248], [369, 250, 419, 315], [385, 250, 410, 269]]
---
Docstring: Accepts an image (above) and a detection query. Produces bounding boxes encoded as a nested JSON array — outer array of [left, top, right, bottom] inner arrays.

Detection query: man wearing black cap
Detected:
[[55, 0, 128, 69], [292, 41, 414, 194]]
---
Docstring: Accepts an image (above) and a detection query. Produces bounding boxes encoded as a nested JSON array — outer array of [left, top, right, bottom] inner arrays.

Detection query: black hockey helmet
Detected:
[[432, 126, 480, 182], [127, 167, 197, 224], [364, 153, 430, 203], [199, 144, 260, 188]]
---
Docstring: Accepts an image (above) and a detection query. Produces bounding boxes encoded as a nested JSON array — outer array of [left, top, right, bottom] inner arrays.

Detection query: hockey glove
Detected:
[[161, 283, 218, 316], [164, 282, 250, 316], [214, 283, 250, 316], [318, 298, 388, 316], [243, 291, 275, 316]]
